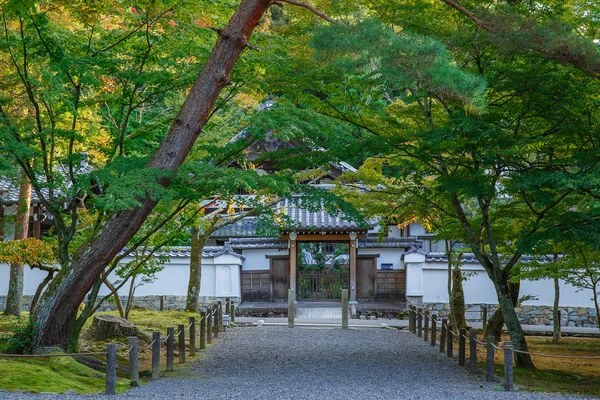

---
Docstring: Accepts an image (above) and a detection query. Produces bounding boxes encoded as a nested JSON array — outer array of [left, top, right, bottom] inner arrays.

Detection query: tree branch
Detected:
[[278, 0, 336, 24]]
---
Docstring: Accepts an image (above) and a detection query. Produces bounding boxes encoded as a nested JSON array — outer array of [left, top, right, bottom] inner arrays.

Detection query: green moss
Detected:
[[0, 355, 130, 394]]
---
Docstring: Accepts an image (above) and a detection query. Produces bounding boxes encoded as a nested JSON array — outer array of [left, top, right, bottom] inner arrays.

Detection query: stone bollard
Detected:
[[459, 328, 466, 366], [486, 335, 495, 382], [470, 330, 478, 374], [106, 343, 117, 395], [207, 308, 213, 344], [231, 301, 236, 323], [152, 332, 160, 380], [424, 310, 430, 342], [417, 309, 423, 338], [342, 289, 349, 329], [288, 289, 295, 328], [178, 324, 186, 363], [446, 320, 453, 358], [431, 315, 437, 346], [189, 317, 196, 357], [440, 318, 447, 353], [166, 327, 174, 372], [503, 342, 514, 391], [128, 336, 139, 387], [200, 312, 206, 350], [482, 306, 488, 330], [213, 304, 219, 338]]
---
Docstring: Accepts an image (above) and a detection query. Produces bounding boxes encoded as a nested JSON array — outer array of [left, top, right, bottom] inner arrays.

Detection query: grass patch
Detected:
[[0, 355, 130, 394]]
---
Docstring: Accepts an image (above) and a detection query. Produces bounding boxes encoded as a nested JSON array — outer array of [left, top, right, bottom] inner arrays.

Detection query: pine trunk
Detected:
[[484, 280, 520, 341], [186, 227, 206, 312], [450, 266, 467, 330], [30, 0, 272, 351], [4, 172, 31, 316], [552, 275, 561, 343]]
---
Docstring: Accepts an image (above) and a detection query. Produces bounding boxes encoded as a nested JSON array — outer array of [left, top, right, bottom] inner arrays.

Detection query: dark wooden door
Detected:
[[271, 258, 290, 300], [357, 258, 375, 300]]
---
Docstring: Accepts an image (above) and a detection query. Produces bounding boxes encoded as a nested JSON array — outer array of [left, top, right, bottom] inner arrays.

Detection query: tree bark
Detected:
[[5, 172, 31, 316], [552, 275, 561, 343], [186, 226, 206, 312], [104, 279, 125, 318], [451, 265, 467, 330], [484, 280, 519, 341], [30, 0, 274, 351]]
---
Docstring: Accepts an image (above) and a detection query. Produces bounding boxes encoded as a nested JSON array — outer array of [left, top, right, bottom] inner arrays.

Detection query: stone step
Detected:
[[295, 307, 348, 319]]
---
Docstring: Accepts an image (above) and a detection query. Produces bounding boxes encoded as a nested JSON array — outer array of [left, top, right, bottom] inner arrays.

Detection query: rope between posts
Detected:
[[186, 321, 194, 330], [140, 339, 156, 350], [118, 345, 134, 357], [162, 333, 171, 343], [0, 351, 107, 358], [511, 348, 600, 359]]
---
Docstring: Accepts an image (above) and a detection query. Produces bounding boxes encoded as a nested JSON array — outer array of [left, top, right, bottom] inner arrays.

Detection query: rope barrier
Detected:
[[140, 339, 156, 351], [186, 321, 194, 330], [118, 345, 134, 357], [162, 333, 171, 343], [511, 348, 600, 359]]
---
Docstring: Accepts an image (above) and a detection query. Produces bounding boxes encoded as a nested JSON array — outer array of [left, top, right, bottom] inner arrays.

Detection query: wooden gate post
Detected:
[[152, 332, 160, 380], [207, 309, 213, 344], [446, 320, 453, 358], [178, 324, 185, 363], [486, 335, 495, 382], [166, 327, 174, 372], [105, 343, 117, 395], [200, 312, 206, 350], [342, 289, 349, 329], [459, 327, 466, 366], [128, 336, 139, 387], [431, 315, 437, 346], [440, 318, 447, 353], [504, 342, 514, 391], [417, 309, 423, 338], [470, 330, 478, 374], [424, 310, 429, 342], [189, 317, 196, 357], [288, 289, 295, 328]]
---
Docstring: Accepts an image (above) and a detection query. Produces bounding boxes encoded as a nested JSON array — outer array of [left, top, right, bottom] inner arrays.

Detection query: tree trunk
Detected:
[[5, 172, 31, 316], [104, 279, 125, 319], [552, 275, 561, 343], [451, 266, 467, 330], [593, 281, 600, 330], [186, 226, 206, 312], [494, 279, 535, 369], [484, 280, 520, 341], [30, 270, 54, 315], [30, 0, 273, 351]]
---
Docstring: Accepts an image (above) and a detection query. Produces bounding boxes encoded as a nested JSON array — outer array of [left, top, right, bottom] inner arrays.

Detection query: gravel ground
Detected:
[[1, 326, 593, 400]]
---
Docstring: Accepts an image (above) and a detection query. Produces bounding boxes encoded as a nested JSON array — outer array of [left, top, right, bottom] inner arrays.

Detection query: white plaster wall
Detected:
[[1, 205, 17, 240], [241, 248, 287, 271], [409, 223, 426, 236], [358, 248, 403, 270], [0, 262, 49, 294]]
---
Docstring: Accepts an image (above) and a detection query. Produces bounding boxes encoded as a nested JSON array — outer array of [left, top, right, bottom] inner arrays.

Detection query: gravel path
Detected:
[[1, 326, 593, 399]]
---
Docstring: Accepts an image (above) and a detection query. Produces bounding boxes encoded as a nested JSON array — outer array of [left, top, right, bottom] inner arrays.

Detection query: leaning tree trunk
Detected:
[[5, 172, 31, 316], [484, 280, 520, 341], [186, 227, 206, 312], [30, 0, 273, 351]]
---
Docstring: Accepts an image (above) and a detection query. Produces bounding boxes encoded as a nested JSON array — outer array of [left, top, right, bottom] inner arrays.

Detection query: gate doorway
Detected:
[[357, 257, 375, 300], [271, 257, 290, 300], [297, 242, 349, 299]]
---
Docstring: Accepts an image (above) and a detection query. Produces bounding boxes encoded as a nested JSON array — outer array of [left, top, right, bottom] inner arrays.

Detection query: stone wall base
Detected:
[[426, 303, 598, 328]]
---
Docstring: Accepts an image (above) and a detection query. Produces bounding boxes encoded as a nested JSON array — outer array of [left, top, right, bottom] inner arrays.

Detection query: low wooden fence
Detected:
[[375, 270, 406, 300], [406, 306, 600, 392], [0, 298, 237, 394], [241, 270, 271, 301], [297, 269, 349, 299]]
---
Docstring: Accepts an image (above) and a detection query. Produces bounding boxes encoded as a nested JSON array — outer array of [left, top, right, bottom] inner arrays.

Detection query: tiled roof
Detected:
[[424, 252, 551, 264], [227, 238, 288, 250], [122, 244, 245, 260], [359, 238, 422, 249]]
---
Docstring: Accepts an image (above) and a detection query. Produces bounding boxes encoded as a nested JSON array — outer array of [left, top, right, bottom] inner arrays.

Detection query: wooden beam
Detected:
[[289, 235, 297, 295], [279, 233, 365, 241]]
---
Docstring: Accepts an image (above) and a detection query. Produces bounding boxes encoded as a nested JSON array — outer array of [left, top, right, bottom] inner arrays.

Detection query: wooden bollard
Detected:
[[408, 307, 414, 333], [218, 301, 224, 332], [288, 289, 295, 328], [189, 317, 196, 357], [128, 336, 139, 387], [430, 315, 437, 346], [213, 304, 219, 338], [470, 330, 478, 374], [231, 301, 236, 323], [106, 343, 117, 395], [152, 332, 160, 380], [159, 295, 165, 311], [166, 327, 174, 372], [178, 324, 185, 363], [446, 320, 453, 358], [225, 297, 231, 316], [207, 308, 213, 344], [503, 341, 514, 391], [482, 306, 488, 330], [417, 309, 423, 338], [486, 335, 495, 382], [458, 327, 466, 366], [424, 310, 430, 342], [200, 312, 206, 350], [440, 318, 447, 353], [342, 289, 349, 329]]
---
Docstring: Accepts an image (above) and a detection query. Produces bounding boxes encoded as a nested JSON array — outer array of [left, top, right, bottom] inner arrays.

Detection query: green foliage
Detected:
[[2, 320, 35, 354]]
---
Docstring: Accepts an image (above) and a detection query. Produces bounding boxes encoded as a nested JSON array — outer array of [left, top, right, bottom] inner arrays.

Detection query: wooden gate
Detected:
[[297, 269, 349, 299]]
